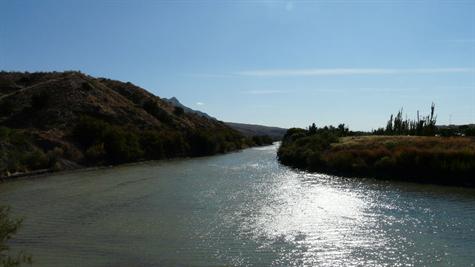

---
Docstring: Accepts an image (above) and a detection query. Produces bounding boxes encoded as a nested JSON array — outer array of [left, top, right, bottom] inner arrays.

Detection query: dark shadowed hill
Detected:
[[0, 71, 262, 178], [225, 122, 287, 141]]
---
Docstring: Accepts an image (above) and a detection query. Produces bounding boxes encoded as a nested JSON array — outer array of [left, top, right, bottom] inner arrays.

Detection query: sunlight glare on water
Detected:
[[0, 143, 474, 266]]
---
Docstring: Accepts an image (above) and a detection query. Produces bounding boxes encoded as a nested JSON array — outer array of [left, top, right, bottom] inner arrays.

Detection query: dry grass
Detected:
[[336, 135, 475, 151], [279, 135, 475, 186]]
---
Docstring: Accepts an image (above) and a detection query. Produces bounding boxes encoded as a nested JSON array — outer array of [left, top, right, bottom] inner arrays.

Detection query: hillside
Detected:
[[0, 71, 257, 178], [163, 97, 215, 120], [161, 96, 286, 141], [225, 122, 287, 141]]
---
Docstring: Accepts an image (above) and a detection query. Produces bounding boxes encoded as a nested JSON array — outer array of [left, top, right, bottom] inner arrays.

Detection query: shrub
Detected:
[[140, 131, 165, 159], [103, 128, 143, 163], [85, 143, 106, 161], [189, 131, 219, 156], [72, 116, 143, 164], [374, 156, 396, 170], [72, 116, 109, 148], [325, 151, 355, 171], [142, 100, 172, 123], [22, 150, 49, 170], [251, 135, 273, 146], [0, 206, 32, 266]]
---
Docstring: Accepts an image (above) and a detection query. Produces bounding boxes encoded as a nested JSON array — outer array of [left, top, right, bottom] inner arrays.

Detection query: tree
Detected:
[[308, 123, 317, 135], [337, 124, 349, 136], [385, 114, 393, 134], [379, 103, 438, 136]]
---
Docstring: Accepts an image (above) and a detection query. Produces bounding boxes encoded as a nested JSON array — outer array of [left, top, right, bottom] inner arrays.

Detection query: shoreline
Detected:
[[278, 135, 475, 187], [0, 143, 275, 182], [278, 163, 475, 188]]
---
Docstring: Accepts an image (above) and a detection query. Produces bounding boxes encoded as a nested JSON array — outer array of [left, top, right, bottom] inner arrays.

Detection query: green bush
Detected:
[[0, 206, 32, 266], [0, 128, 52, 176], [72, 116, 143, 164], [189, 131, 219, 156], [140, 131, 165, 159], [72, 117, 109, 148], [160, 130, 188, 158], [251, 135, 273, 146], [103, 128, 143, 163]]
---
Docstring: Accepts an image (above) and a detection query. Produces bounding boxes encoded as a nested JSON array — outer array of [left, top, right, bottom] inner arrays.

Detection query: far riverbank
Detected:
[[278, 134, 475, 187]]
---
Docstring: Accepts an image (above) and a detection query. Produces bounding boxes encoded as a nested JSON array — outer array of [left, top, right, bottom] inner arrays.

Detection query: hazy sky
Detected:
[[2, 0, 474, 130]]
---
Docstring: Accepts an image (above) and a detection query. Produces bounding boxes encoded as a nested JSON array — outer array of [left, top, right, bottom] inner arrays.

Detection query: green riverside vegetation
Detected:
[[278, 105, 475, 186], [72, 116, 267, 164], [0, 127, 55, 176], [0, 206, 31, 267]]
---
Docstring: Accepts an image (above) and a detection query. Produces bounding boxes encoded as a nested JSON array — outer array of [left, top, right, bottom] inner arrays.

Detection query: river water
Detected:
[[0, 143, 474, 266]]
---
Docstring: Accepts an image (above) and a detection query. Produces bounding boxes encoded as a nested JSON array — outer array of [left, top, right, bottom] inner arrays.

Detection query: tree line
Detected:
[[72, 116, 272, 165], [373, 103, 475, 136], [373, 103, 437, 136]]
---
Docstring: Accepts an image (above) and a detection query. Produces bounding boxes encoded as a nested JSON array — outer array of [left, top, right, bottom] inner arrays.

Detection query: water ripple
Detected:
[[0, 143, 474, 266]]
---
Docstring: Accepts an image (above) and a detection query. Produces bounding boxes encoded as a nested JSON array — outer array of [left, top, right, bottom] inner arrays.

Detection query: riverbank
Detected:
[[2, 141, 475, 266], [0, 142, 276, 182], [278, 134, 475, 187], [0, 72, 274, 181]]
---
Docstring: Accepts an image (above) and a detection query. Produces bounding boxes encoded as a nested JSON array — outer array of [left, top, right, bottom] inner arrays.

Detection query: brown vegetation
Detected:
[[278, 128, 475, 186]]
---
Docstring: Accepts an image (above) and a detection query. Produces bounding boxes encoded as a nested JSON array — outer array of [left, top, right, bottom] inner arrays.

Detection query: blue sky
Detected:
[[1, 0, 474, 130]]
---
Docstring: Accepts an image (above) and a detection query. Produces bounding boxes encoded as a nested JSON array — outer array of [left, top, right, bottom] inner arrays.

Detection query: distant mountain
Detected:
[[162, 96, 287, 141], [437, 124, 475, 129], [163, 97, 215, 120], [436, 124, 475, 136], [0, 71, 264, 177], [225, 122, 287, 141]]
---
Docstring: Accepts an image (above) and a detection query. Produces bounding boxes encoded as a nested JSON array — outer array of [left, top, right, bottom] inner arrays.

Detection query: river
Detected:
[[1, 143, 474, 266]]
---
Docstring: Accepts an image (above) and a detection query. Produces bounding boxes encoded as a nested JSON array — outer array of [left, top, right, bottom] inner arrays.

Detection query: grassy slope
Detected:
[[278, 135, 475, 186]]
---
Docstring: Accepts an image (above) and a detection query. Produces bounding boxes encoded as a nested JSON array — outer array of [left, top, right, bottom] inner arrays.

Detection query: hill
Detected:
[[225, 122, 287, 141], [163, 97, 215, 120], [0, 71, 260, 178], [162, 96, 286, 140], [436, 124, 475, 136]]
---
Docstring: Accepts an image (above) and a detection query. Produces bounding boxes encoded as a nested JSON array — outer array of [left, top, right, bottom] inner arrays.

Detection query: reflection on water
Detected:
[[244, 176, 376, 266], [1, 143, 474, 266]]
